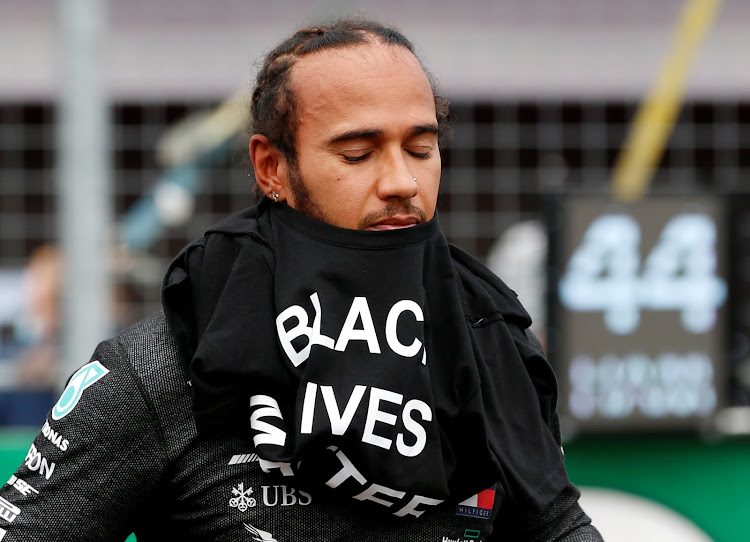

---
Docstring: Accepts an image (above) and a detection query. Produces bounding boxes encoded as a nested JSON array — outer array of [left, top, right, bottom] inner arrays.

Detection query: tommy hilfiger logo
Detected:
[[456, 485, 496, 519], [441, 534, 481, 542]]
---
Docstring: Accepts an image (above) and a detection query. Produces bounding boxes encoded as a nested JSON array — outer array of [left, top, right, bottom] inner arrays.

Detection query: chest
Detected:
[[145, 433, 501, 542]]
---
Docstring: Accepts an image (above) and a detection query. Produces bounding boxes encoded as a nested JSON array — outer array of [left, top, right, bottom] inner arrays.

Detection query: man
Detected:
[[0, 19, 603, 541]]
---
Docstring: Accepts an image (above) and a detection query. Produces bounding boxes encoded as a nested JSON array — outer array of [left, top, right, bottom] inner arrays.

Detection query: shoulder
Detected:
[[448, 243, 531, 329], [109, 312, 198, 449], [56, 312, 198, 460], [113, 311, 183, 376], [0, 314, 189, 537], [53, 312, 194, 443], [449, 245, 560, 429]]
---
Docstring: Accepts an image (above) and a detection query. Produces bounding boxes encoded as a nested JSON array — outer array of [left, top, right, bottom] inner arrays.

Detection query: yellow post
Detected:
[[611, 0, 724, 202]]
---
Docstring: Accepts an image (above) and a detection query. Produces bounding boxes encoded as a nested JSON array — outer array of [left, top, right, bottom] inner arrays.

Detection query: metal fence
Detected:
[[0, 97, 748, 409]]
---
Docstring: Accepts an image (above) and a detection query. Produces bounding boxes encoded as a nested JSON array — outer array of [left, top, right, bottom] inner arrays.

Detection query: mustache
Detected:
[[358, 202, 428, 230]]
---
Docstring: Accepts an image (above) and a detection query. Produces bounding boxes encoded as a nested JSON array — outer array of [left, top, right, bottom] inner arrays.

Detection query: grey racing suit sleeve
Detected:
[[0, 336, 166, 541], [489, 330, 604, 541], [490, 481, 604, 541]]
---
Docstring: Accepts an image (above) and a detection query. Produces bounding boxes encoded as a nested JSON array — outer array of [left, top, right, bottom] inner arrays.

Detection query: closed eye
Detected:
[[343, 152, 371, 163]]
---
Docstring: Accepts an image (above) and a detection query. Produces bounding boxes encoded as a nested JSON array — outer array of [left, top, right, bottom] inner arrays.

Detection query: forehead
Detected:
[[289, 42, 436, 126]]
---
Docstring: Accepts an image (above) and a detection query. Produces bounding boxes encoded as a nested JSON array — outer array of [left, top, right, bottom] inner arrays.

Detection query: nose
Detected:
[[376, 150, 419, 200]]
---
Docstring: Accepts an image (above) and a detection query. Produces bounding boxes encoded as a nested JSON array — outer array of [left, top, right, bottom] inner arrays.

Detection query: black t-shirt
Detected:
[[163, 200, 569, 517]]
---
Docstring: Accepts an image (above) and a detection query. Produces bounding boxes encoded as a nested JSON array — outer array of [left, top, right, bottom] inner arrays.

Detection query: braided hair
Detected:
[[249, 18, 452, 172]]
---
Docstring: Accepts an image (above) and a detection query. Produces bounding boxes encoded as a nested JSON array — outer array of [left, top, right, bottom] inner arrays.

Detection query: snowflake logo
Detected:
[[230, 482, 257, 512]]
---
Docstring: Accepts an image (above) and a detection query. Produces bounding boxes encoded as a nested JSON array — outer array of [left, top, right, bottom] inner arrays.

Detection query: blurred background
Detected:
[[0, 0, 748, 540]]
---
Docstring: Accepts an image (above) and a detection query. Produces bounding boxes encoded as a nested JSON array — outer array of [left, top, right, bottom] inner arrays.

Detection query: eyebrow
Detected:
[[326, 124, 439, 145]]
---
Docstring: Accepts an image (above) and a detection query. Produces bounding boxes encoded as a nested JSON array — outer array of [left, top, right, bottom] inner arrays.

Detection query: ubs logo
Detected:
[[261, 485, 312, 507], [229, 483, 312, 512]]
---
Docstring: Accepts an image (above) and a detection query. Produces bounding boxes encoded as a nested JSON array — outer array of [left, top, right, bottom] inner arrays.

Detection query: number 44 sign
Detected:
[[558, 212, 727, 335]]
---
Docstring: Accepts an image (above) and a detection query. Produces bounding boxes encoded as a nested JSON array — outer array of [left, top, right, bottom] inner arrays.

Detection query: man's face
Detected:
[[284, 42, 441, 230]]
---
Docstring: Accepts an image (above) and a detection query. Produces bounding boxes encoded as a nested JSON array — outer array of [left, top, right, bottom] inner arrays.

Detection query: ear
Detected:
[[249, 134, 288, 201]]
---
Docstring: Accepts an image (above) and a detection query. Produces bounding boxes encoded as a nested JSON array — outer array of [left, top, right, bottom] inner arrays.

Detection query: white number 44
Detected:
[[558, 213, 727, 334]]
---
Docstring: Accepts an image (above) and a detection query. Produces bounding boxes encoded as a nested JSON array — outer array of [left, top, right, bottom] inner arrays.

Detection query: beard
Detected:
[[286, 164, 428, 230], [286, 163, 332, 225]]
